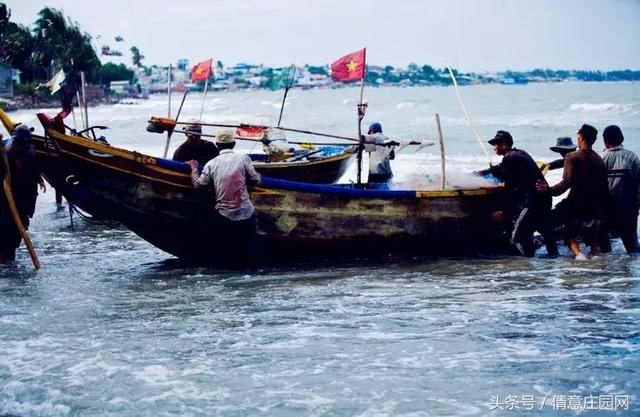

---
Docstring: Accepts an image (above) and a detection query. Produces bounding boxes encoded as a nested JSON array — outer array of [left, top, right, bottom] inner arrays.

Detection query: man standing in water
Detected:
[[537, 124, 610, 260], [0, 126, 46, 264], [481, 130, 558, 257], [187, 130, 261, 265], [602, 125, 640, 254]]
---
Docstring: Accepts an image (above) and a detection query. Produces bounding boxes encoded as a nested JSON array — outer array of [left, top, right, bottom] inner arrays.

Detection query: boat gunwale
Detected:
[[46, 128, 502, 199]]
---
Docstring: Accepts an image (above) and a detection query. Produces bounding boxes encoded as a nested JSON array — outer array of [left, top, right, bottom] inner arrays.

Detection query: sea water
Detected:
[[1, 83, 639, 416]]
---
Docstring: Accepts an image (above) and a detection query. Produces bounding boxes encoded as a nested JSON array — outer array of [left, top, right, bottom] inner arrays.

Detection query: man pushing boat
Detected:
[[187, 130, 261, 265]]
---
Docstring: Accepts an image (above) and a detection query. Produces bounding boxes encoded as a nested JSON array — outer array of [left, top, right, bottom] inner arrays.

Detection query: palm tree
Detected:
[[130, 46, 144, 68]]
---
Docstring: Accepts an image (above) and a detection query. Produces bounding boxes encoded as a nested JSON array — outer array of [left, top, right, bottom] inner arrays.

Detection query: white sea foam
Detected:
[[601, 339, 639, 352], [569, 102, 632, 113], [395, 102, 414, 109], [132, 364, 172, 384]]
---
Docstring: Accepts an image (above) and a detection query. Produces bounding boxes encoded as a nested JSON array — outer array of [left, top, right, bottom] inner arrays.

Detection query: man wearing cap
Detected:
[[0, 125, 46, 263], [602, 125, 640, 254], [187, 130, 261, 264], [364, 122, 397, 184], [538, 137, 577, 175], [537, 124, 610, 260], [173, 122, 219, 167], [482, 130, 558, 257]]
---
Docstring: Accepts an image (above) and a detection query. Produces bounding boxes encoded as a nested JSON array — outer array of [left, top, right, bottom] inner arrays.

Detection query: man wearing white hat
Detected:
[[187, 130, 261, 264]]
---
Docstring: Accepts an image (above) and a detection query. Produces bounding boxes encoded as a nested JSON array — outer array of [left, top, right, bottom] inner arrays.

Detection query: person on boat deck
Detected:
[[187, 130, 261, 263], [364, 122, 397, 184], [538, 137, 577, 175], [481, 130, 558, 257], [602, 125, 640, 254], [0, 126, 46, 264], [537, 124, 610, 260], [173, 122, 219, 167]]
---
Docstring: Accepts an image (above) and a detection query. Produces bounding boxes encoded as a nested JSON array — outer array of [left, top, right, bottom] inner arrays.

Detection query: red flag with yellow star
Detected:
[[330, 48, 366, 82], [191, 58, 213, 82]]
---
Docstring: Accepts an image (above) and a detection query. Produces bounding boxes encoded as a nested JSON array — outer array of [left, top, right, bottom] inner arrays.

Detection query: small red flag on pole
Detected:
[[191, 58, 213, 82], [330, 48, 366, 82]]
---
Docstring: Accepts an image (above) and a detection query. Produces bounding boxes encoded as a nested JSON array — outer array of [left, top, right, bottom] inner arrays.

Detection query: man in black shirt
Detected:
[[1, 126, 46, 263], [482, 130, 558, 257], [172, 123, 219, 167]]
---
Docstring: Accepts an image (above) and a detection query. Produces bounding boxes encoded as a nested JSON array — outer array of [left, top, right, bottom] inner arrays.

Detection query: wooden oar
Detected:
[[0, 138, 41, 269]]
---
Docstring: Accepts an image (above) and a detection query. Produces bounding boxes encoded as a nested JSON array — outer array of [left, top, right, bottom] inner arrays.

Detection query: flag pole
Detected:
[[198, 78, 209, 122], [163, 64, 173, 158], [435, 113, 446, 191], [277, 64, 296, 127], [356, 48, 367, 185], [80, 71, 88, 130]]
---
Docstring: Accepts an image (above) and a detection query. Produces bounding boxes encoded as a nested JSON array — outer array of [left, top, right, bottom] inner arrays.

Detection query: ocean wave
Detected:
[[395, 102, 414, 110], [568, 102, 633, 113]]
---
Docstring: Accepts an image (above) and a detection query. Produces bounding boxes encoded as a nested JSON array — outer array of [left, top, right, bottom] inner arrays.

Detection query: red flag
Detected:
[[191, 58, 213, 82], [330, 48, 366, 82]]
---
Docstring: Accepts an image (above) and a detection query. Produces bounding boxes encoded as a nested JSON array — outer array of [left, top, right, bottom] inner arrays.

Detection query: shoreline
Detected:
[[2, 79, 637, 113]]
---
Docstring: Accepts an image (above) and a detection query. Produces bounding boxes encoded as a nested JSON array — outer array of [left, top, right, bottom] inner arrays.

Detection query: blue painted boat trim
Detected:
[[261, 176, 416, 198], [156, 157, 189, 171]]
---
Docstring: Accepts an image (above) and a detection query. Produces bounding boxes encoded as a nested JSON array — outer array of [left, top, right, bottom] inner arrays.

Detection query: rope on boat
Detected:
[[67, 202, 120, 229]]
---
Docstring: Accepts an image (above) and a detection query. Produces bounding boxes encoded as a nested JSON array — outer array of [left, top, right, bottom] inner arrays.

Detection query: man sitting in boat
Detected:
[[173, 121, 219, 167], [481, 130, 558, 257], [0, 126, 46, 264], [364, 122, 397, 184], [187, 130, 261, 265], [261, 128, 294, 162]]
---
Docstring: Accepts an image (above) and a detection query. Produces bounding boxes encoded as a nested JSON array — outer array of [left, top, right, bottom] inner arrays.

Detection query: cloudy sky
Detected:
[[8, 0, 640, 71]]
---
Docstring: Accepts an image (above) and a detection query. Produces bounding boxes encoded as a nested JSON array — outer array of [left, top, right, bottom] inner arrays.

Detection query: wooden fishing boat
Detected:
[[1, 111, 354, 213], [249, 149, 353, 184], [0, 110, 508, 263]]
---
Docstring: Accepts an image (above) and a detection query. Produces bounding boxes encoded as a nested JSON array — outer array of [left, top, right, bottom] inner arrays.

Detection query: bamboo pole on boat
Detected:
[[163, 64, 173, 158], [0, 138, 41, 270], [69, 60, 84, 130], [446, 66, 490, 162], [175, 91, 188, 123], [277, 65, 296, 127], [149, 117, 434, 149], [80, 71, 88, 130], [75, 90, 85, 130], [356, 48, 367, 185], [160, 90, 189, 159], [198, 78, 209, 122], [435, 113, 446, 191]]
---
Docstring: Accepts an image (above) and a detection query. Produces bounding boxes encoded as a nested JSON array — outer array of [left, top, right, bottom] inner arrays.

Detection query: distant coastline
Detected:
[[1, 76, 638, 113]]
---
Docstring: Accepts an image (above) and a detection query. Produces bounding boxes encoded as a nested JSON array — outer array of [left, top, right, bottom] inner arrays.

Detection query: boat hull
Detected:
[[43, 129, 507, 262], [1, 110, 508, 264]]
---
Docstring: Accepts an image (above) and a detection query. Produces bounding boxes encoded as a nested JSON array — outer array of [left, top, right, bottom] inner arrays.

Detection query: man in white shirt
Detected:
[[188, 130, 261, 265], [364, 122, 396, 184]]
